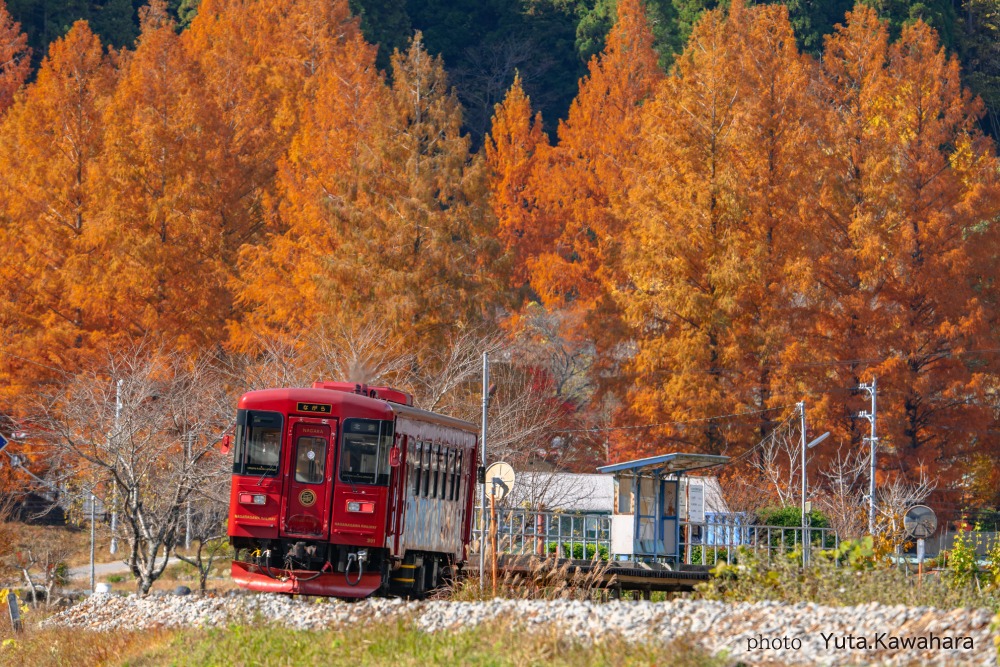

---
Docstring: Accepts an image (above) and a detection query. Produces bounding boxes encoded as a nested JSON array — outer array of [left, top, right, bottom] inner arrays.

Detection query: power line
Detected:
[[561, 404, 797, 434], [647, 347, 1000, 378], [728, 410, 801, 465]]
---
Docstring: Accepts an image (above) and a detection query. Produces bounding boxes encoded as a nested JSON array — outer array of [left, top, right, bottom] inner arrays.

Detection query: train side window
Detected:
[[441, 447, 450, 501], [421, 442, 431, 497], [408, 440, 419, 496], [453, 450, 463, 501], [451, 449, 458, 502], [439, 446, 447, 499], [430, 444, 439, 498], [449, 449, 458, 501], [441, 446, 449, 499]]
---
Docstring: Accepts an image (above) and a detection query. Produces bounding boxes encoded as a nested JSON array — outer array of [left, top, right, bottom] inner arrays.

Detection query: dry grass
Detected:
[[0, 615, 725, 667], [447, 556, 614, 601], [699, 547, 1000, 612], [0, 625, 177, 667], [148, 619, 725, 667], [0, 521, 109, 572]]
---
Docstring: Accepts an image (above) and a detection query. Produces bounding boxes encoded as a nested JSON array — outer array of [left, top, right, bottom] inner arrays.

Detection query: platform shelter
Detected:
[[597, 453, 730, 563]]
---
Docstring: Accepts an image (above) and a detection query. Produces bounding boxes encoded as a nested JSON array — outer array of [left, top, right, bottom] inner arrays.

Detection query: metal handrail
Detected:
[[470, 506, 611, 559], [470, 507, 838, 565], [679, 516, 839, 565]]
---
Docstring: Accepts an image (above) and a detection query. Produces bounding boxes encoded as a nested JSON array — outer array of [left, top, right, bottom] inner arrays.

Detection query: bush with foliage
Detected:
[[698, 541, 1000, 612], [546, 542, 609, 561]]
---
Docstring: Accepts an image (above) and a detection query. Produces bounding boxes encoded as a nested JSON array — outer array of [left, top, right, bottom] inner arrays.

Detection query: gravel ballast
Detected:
[[43, 593, 999, 665]]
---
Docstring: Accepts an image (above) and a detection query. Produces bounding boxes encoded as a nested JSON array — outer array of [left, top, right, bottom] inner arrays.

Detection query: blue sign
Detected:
[[0, 433, 7, 451]]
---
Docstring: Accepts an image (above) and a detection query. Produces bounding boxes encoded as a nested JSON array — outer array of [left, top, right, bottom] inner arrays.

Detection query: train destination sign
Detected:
[[296, 402, 332, 414]]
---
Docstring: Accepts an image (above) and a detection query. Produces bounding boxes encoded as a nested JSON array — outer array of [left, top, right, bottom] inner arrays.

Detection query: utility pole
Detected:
[[858, 377, 878, 535], [185, 432, 192, 551], [110, 379, 122, 555], [799, 401, 807, 565], [479, 352, 489, 591], [89, 486, 96, 593]]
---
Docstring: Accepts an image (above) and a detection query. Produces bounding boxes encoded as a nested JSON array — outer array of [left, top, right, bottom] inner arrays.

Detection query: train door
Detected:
[[386, 433, 406, 553], [280, 418, 336, 539]]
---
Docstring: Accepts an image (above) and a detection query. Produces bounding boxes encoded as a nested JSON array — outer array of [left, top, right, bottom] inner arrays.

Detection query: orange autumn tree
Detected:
[[790, 6, 892, 449], [0, 0, 29, 114], [618, 1, 823, 456], [183, 0, 358, 259], [236, 33, 499, 357], [91, 0, 236, 347], [494, 0, 663, 451], [808, 10, 1000, 487], [484, 74, 550, 290], [380, 34, 498, 336], [528, 0, 663, 314], [233, 22, 388, 346], [0, 22, 115, 403]]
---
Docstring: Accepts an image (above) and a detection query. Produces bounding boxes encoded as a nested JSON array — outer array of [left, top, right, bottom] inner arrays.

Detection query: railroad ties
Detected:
[[463, 555, 712, 599]]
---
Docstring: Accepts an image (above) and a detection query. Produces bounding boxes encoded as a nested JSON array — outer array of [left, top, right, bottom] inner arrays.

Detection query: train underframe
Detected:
[[230, 537, 455, 598]]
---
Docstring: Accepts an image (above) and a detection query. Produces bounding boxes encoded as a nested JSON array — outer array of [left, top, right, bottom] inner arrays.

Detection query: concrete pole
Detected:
[[868, 376, 878, 535], [185, 432, 192, 551], [110, 379, 122, 555], [799, 401, 808, 565], [479, 352, 489, 590], [89, 490, 96, 593]]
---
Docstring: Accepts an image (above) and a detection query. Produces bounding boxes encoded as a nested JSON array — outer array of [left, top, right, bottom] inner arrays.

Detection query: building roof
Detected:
[[498, 471, 730, 514], [596, 453, 730, 476], [501, 472, 615, 513]]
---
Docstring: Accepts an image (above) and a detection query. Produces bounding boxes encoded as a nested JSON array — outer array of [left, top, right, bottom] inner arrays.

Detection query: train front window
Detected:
[[340, 419, 393, 485], [235, 410, 283, 477]]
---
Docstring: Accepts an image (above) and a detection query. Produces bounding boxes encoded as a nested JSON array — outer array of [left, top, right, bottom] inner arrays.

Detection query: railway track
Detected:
[[463, 556, 714, 597]]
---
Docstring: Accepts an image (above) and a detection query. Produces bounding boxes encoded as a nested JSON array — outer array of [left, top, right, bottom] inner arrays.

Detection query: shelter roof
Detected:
[[596, 453, 730, 476]]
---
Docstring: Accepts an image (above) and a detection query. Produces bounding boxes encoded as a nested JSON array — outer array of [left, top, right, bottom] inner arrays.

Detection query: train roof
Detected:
[[238, 386, 478, 434]]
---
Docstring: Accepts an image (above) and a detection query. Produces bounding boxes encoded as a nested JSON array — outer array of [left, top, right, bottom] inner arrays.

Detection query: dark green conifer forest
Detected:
[[8, 0, 1000, 137]]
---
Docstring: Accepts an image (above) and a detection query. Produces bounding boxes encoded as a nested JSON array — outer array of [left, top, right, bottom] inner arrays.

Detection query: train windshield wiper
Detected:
[[256, 464, 277, 486]]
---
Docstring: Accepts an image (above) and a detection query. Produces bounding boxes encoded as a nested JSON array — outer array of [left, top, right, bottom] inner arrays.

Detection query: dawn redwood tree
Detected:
[[382, 34, 500, 338], [495, 0, 664, 455], [618, 1, 821, 456], [236, 33, 499, 357], [528, 0, 663, 314], [484, 74, 551, 290], [93, 0, 234, 347], [0, 21, 114, 405], [232, 24, 391, 348], [0, 0, 29, 114], [182, 0, 360, 269], [809, 9, 1000, 488]]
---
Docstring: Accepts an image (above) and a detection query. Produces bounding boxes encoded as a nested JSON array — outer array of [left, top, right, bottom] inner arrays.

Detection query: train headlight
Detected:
[[347, 500, 375, 513]]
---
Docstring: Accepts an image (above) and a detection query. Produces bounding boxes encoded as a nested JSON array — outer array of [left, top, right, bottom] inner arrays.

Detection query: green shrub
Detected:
[[53, 562, 70, 586], [689, 546, 728, 566], [106, 574, 125, 584], [817, 536, 876, 570], [947, 529, 981, 589], [698, 544, 1000, 612], [545, 542, 609, 561], [757, 505, 829, 529]]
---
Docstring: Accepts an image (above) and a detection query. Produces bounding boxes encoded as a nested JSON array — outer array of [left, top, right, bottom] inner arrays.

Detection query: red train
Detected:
[[225, 381, 479, 597]]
